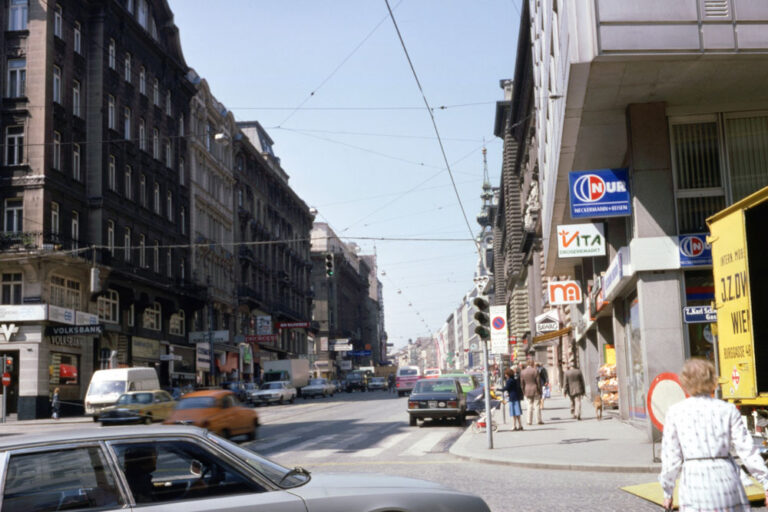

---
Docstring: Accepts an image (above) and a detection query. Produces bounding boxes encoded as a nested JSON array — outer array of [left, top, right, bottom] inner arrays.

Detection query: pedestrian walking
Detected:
[[502, 367, 523, 431], [536, 362, 550, 410], [387, 373, 395, 394], [520, 358, 543, 425], [51, 387, 61, 419], [659, 358, 768, 511], [563, 364, 585, 420]]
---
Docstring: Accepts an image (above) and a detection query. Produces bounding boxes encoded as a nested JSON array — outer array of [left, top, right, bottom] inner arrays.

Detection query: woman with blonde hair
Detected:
[[659, 358, 768, 511]]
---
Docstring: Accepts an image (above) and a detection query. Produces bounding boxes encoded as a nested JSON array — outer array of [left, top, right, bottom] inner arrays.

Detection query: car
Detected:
[[98, 390, 176, 425], [249, 381, 297, 405], [466, 385, 501, 417], [367, 376, 388, 391], [442, 373, 479, 393], [344, 371, 369, 392], [0, 426, 491, 511], [423, 368, 441, 378], [222, 381, 253, 402], [407, 377, 467, 427], [163, 389, 259, 440], [302, 378, 335, 398]]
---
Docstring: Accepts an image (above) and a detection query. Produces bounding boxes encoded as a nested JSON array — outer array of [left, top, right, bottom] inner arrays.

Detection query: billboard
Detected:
[[557, 223, 605, 258], [569, 168, 631, 218], [547, 280, 582, 305]]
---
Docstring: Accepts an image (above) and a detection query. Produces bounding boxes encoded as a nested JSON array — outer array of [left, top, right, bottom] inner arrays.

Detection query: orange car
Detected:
[[163, 389, 259, 440]]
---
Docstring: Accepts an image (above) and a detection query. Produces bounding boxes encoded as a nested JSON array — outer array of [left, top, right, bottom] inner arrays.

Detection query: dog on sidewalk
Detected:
[[593, 395, 603, 421]]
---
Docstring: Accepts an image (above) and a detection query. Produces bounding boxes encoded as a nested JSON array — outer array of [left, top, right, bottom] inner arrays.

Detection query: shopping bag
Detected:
[[543, 385, 551, 399]]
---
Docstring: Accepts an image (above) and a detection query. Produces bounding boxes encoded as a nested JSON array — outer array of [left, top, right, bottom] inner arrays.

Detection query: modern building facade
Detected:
[[522, 0, 768, 437]]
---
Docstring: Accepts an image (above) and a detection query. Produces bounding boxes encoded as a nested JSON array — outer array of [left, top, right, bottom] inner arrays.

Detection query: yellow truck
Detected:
[[707, 185, 768, 436]]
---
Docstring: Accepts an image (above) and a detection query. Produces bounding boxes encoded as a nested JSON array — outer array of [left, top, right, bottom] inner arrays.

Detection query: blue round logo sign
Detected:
[[492, 317, 505, 330]]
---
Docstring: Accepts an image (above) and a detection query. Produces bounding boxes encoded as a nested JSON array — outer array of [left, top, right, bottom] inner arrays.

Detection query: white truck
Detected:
[[262, 359, 309, 395]]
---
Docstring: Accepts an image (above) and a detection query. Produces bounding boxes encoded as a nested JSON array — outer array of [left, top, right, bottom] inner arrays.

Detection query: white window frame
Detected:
[[51, 202, 59, 235], [124, 227, 131, 262], [139, 67, 146, 95], [165, 140, 171, 167], [108, 154, 116, 190], [138, 0, 148, 29], [179, 158, 185, 186], [166, 192, 172, 221], [53, 66, 61, 104], [107, 220, 114, 254], [4, 198, 22, 232], [153, 79, 159, 106], [165, 90, 171, 116], [53, 131, 61, 170], [53, 4, 62, 38], [73, 21, 81, 54], [124, 53, 131, 82], [5, 126, 23, 165], [179, 114, 184, 136], [127, 303, 134, 327], [180, 207, 185, 235], [153, 182, 160, 214], [153, 241, 159, 273], [107, 95, 115, 130], [72, 80, 81, 117], [97, 289, 119, 324], [1, 273, 22, 305], [169, 310, 185, 336], [142, 301, 161, 331], [139, 175, 146, 206], [8, 0, 28, 31], [139, 118, 146, 151], [166, 249, 172, 277], [124, 106, 131, 140], [152, 128, 159, 159], [124, 166, 133, 200], [7, 59, 25, 98], [108, 39, 116, 69], [72, 143, 81, 181], [71, 210, 79, 248], [50, 275, 81, 309], [139, 234, 146, 267]]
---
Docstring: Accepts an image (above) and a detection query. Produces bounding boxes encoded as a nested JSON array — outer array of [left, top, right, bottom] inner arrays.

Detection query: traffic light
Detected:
[[473, 296, 490, 340], [4, 356, 13, 372], [324, 253, 334, 277]]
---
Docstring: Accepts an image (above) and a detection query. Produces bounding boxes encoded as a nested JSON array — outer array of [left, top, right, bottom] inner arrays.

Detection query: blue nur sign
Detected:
[[678, 233, 712, 267], [569, 168, 631, 218]]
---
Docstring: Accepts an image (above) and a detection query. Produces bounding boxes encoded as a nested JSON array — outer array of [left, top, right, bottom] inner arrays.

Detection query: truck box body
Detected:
[[262, 359, 309, 390], [708, 186, 768, 400]]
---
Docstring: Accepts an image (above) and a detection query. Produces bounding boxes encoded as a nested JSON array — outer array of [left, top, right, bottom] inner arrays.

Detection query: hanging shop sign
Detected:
[[535, 310, 560, 335], [547, 280, 583, 305], [256, 316, 272, 335], [678, 233, 712, 267], [603, 247, 632, 300], [569, 168, 631, 219], [45, 324, 103, 336], [196, 342, 211, 371], [276, 321, 310, 329], [245, 334, 277, 343], [557, 223, 605, 258]]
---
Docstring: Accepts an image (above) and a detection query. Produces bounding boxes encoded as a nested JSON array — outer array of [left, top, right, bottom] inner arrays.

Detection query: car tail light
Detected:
[[447, 401, 457, 408], [408, 401, 417, 409]]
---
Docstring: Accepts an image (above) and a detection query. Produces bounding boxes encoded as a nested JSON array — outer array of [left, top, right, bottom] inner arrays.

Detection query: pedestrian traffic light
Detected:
[[324, 253, 334, 277], [4, 356, 12, 372], [473, 296, 490, 340]]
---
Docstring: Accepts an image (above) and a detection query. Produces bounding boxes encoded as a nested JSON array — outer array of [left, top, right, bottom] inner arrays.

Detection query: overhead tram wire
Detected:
[[383, 0, 483, 260]]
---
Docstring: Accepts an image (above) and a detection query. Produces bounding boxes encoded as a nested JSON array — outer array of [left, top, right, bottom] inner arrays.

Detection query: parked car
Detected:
[[407, 377, 467, 427], [0, 426, 491, 511], [163, 390, 259, 440], [442, 373, 479, 393], [367, 377, 388, 391], [249, 381, 297, 405], [222, 381, 253, 402], [302, 378, 335, 398], [98, 390, 176, 425], [465, 385, 501, 417], [344, 371, 369, 392]]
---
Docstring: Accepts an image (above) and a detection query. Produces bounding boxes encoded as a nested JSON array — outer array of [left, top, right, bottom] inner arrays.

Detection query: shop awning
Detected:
[[532, 326, 572, 345]]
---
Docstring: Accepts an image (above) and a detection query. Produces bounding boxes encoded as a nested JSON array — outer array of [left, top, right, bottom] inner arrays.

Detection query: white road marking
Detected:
[[352, 431, 411, 458], [401, 431, 448, 456]]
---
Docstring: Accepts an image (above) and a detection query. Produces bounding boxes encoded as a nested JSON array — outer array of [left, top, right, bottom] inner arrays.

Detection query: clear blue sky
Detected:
[[168, 0, 519, 351]]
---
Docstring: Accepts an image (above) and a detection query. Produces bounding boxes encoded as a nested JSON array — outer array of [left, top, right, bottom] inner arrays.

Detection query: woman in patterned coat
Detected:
[[659, 358, 768, 511]]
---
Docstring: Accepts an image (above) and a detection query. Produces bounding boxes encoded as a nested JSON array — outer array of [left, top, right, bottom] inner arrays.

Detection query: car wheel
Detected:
[[409, 415, 417, 427], [93, 416, 99, 422], [455, 414, 465, 426], [144, 415, 153, 425], [290, 395, 295, 404], [246, 423, 258, 441]]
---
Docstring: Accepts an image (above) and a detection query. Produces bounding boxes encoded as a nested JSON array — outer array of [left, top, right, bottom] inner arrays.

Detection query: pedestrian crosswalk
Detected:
[[249, 422, 462, 460]]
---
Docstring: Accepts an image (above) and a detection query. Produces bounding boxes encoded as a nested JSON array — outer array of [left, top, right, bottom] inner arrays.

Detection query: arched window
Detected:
[[97, 289, 119, 323]]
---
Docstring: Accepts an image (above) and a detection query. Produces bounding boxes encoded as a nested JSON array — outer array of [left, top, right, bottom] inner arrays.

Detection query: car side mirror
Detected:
[[190, 460, 203, 477]]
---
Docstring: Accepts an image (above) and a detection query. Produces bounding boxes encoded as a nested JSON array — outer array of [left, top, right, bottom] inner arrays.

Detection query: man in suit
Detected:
[[563, 364, 586, 420], [520, 357, 543, 425]]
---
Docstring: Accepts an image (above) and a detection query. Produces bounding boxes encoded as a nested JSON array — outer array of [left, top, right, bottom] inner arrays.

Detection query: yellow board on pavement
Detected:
[[621, 478, 764, 509]]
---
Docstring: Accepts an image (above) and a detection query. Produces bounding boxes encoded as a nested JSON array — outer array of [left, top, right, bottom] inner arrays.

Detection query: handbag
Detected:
[[543, 385, 551, 399]]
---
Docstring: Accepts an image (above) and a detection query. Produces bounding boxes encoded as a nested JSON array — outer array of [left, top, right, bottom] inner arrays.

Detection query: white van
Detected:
[[84, 367, 160, 416], [395, 366, 422, 397]]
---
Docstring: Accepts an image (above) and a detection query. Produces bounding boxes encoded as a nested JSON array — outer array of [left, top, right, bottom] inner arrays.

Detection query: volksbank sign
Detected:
[[569, 168, 631, 218]]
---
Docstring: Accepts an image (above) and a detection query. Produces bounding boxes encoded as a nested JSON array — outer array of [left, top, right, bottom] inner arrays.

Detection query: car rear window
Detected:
[[399, 369, 418, 376], [176, 397, 216, 409]]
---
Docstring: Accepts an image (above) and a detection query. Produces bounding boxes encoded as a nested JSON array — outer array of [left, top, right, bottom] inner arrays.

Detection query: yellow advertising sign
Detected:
[[708, 209, 756, 399]]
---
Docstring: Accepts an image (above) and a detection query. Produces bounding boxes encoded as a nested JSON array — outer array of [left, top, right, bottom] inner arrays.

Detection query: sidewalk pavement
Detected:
[[450, 392, 662, 473]]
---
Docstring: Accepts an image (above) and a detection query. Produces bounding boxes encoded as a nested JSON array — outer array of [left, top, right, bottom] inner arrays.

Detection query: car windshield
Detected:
[[116, 392, 153, 405], [261, 383, 282, 390], [88, 380, 126, 395], [176, 396, 216, 409], [308, 379, 326, 385], [414, 380, 456, 393], [399, 369, 418, 376], [207, 433, 310, 488], [371, 378, 385, 383]]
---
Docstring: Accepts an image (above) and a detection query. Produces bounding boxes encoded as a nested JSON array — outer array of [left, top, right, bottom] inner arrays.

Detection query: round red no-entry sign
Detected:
[[647, 372, 688, 431], [492, 317, 505, 330], [2, 373, 10, 386]]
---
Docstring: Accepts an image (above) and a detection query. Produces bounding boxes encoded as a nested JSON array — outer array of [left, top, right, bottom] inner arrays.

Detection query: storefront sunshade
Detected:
[[532, 326, 572, 345]]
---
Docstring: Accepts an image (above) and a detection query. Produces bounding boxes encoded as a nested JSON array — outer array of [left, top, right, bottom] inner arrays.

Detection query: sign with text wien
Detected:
[[569, 168, 631, 218], [557, 223, 605, 258]]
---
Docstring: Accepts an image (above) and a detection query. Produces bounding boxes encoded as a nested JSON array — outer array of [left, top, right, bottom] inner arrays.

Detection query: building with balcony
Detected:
[[0, 0, 200, 418], [524, 0, 768, 436]]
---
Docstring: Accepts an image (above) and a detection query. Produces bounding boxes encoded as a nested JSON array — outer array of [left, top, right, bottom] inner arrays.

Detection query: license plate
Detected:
[[428, 400, 437, 408]]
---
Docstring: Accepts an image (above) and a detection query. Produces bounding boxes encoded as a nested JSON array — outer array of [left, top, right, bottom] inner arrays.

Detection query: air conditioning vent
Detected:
[[704, 0, 729, 17]]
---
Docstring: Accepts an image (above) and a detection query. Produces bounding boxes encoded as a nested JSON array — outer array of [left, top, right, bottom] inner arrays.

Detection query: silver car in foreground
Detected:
[[0, 426, 490, 512]]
